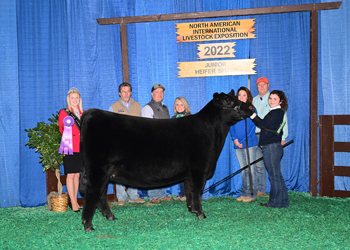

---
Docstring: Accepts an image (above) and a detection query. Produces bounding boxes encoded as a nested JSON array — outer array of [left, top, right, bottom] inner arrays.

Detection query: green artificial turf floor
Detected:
[[1, 192, 349, 249]]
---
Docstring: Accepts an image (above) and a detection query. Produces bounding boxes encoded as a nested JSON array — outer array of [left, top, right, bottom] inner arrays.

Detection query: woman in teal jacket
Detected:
[[172, 97, 191, 202]]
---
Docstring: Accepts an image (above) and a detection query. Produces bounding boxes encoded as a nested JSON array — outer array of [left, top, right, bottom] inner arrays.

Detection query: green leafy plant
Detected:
[[25, 112, 64, 172], [25, 112, 68, 202]]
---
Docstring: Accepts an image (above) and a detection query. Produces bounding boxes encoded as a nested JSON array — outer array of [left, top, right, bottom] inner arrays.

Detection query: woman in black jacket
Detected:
[[250, 90, 289, 208]]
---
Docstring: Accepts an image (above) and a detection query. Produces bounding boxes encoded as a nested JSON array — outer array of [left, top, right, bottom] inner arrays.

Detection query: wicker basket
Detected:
[[51, 193, 69, 212]]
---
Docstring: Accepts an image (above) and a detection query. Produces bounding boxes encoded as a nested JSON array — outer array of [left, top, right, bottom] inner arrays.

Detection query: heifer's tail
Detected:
[[79, 169, 88, 195], [79, 111, 89, 195], [79, 149, 89, 194]]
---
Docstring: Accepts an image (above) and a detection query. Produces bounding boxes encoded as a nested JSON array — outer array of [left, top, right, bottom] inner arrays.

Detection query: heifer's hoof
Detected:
[[84, 225, 95, 232], [197, 213, 206, 219], [107, 215, 117, 221], [189, 207, 197, 214]]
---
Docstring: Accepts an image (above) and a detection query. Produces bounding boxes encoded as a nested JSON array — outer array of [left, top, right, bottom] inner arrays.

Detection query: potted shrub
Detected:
[[25, 112, 69, 212]]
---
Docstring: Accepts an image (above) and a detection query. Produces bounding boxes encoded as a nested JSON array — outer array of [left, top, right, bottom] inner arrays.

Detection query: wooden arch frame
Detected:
[[97, 2, 342, 197]]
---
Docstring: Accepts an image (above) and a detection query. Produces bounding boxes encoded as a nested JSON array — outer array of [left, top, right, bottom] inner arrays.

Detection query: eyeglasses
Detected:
[[257, 83, 268, 87]]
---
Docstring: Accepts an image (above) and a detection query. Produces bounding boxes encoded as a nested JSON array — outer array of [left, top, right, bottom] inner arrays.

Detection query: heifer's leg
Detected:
[[82, 178, 112, 231], [81, 188, 100, 232], [184, 179, 192, 211], [97, 184, 116, 221], [189, 174, 206, 219]]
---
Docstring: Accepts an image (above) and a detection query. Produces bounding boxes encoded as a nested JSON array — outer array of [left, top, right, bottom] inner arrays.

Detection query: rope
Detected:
[[203, 140, 294, 194], [46, 169, 64, 211], [55, 168, 63, 196]]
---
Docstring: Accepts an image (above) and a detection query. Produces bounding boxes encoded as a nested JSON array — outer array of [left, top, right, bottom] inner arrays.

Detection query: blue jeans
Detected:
[[255, 135, 267, 193], [148, 188, 165, 200], [116, 184, 140, 201], [179, 182, 186, 197], [262, 143, 289, 208], [235, 146, 258, 198]]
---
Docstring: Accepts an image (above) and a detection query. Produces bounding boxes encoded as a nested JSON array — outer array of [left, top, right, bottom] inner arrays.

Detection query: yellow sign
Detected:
[[197, 42, 236, 59], [176, 19, 256, 43], [177, 59, 257, 78]]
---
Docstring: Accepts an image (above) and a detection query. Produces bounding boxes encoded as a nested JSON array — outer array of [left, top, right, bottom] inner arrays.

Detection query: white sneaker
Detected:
[[180, 196, 186, 202]]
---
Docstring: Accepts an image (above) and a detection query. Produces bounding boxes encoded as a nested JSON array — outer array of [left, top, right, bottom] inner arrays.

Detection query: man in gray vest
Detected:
[[141, 83, 173, 204], [109, 82, 146, 206]]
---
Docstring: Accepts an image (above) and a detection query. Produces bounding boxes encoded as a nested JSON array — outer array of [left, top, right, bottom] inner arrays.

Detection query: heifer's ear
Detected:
[[228, 89, 235, 97], [213, 93, 219, 100]]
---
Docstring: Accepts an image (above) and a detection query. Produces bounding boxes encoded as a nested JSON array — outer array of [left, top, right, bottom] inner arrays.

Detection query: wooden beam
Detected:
[[120, 23, 130, 83], [334, 166, 350, 176], [309, 9, 318, 197], [97, 2, 341, 25], [334, 115, 350, 125], [334, 190, 350, 198], [334, 142, 350, 152], [319, 115, 334, 197]]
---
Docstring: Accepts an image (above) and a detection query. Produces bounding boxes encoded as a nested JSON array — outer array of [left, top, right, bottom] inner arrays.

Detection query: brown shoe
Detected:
[[179, 196, 186, 202], [150, 198, 161, 204], [128, 198, 146, 204], [242, 197, 256, 203], [256, 191, 269, 197], [161, 196, 173, 201], [236, 196, 245, 202], [117, 200, 126, 206]]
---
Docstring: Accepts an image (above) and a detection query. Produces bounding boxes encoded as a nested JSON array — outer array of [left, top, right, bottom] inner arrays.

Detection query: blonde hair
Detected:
[[67, 87, 83, 111], [173, 97, 191, 114]]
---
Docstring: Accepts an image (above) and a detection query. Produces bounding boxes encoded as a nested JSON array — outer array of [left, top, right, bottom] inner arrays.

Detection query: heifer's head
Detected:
[[213, 89, 255, 125]]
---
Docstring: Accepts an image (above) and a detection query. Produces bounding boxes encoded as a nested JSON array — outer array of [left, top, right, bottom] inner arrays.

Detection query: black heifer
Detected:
[[79, 90, 254, 231]]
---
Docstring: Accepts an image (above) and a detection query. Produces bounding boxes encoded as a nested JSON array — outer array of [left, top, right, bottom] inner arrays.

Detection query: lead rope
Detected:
[[245, 118, 253, 195], [203, 140, 294, 194]]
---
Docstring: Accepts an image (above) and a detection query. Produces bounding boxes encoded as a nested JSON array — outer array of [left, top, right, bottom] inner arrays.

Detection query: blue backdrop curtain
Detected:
[[249, 0, 317, 193], [1, 0, 349, 207], [0, 1, 20, 207], [17, 0, 69, 207]]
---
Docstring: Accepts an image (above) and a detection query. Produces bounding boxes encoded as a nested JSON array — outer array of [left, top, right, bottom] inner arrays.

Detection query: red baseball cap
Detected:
[[256, 77, 269, 84]]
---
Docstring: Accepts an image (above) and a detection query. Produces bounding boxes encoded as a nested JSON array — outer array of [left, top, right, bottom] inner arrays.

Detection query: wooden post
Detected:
[[319, 115, 334, 197], [309, 9, 318, 197], [120, 22, 129, 83]]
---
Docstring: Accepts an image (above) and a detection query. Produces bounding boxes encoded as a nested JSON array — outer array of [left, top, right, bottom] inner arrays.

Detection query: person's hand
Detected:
[[234, 139, 243, 148], [281, 140, 286, 146]]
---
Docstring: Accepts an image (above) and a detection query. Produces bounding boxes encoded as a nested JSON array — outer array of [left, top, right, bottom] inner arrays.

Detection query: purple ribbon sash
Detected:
[[59, 116, 74, 155]]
